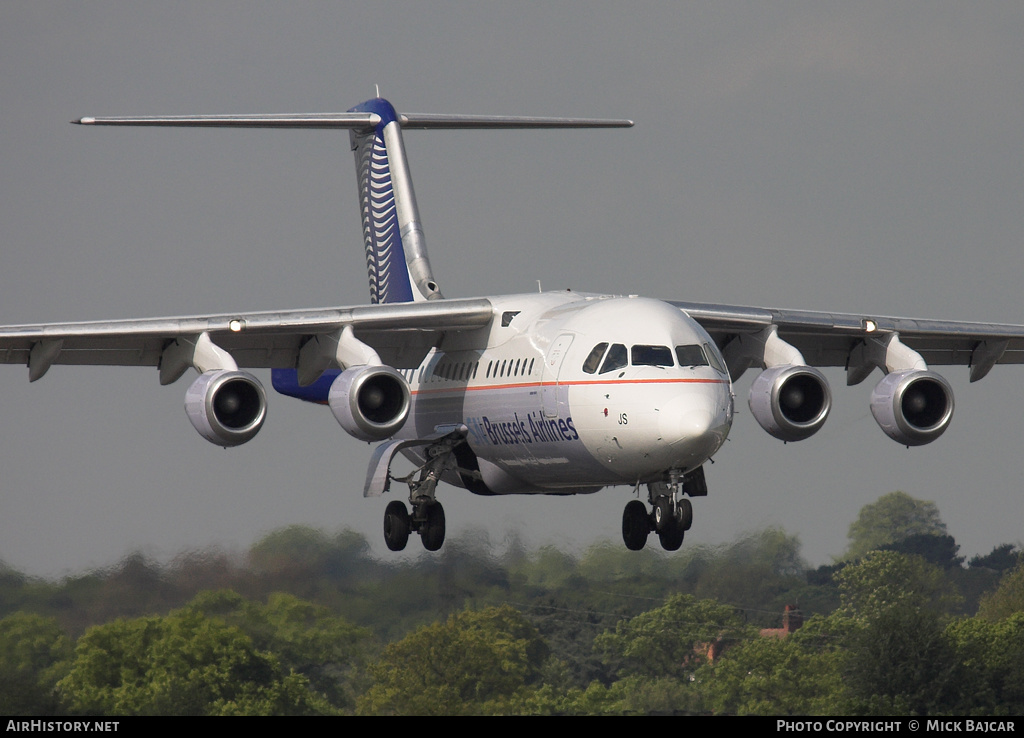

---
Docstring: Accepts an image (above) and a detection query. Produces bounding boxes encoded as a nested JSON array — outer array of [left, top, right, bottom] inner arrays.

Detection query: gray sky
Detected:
[[1, 2, 1022, 578]]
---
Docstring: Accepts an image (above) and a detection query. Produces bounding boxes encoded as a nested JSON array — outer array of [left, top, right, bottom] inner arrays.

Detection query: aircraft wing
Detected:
[[676, 300, 1024, 381], [0, 298, 494, 382]]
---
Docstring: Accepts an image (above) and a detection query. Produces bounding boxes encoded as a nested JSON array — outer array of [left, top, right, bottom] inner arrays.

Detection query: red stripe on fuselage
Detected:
[[410, 376, 728, 396]]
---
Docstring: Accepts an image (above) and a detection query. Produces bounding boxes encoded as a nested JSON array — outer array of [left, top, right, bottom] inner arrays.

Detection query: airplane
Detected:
[[3, 95, 1024, 554]]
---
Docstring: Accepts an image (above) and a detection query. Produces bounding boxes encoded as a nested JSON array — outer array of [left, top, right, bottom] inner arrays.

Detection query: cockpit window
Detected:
[[631, 345, 673, 367], [675, 344, 709, 368], [600, 344, 628, 374], [704, 342, 728, 374], [582, 343, 609, 374]]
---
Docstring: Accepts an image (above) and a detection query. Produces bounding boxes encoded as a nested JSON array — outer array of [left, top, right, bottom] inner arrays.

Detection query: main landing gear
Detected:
[[383, 498, 446, 552], [382, 437, 457, 552], [621, 467, 704, 552]]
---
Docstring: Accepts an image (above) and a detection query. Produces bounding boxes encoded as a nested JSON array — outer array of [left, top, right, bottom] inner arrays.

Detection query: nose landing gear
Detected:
[[620, 467, 703, 552]]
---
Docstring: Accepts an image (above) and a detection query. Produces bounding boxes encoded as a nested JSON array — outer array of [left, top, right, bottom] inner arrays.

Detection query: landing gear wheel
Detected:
[[658, 524, 684, 551], [421, 501, 446, 552], [383, 501, 410, 551], [654, 497, 674, 533], [622, 500, 650, 551], [677, 498, 693, 532]]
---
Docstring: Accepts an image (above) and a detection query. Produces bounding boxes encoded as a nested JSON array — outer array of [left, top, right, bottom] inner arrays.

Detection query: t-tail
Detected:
[[75, 96, 632, 306], [347, 98, 440, 304]]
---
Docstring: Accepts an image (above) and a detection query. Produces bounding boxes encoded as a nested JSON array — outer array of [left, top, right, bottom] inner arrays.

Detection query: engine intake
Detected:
[[870, 369, 953, 446], [329, 365, 410, 441], [185, 369, 267, 447], [749, 365, 832, 442]]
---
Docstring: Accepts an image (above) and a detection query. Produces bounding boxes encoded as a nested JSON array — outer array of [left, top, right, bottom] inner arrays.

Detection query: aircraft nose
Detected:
[[663, 405, 713, 443], [659, 392, 731, 458]]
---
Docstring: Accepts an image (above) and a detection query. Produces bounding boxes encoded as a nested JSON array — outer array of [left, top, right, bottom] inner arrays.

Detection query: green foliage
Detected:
[[945, 613, 1024, 715], [0, 613, 72, 715], [690, 528, 808, 619], [846, 491, 947, 560], [977, 562, 1024, 621], [58, 609, 333, 715], [835, 550, 959, 619], [969, 543, 1022, 572], [595, 593, 752, 679], [879, 533, 963, 569], [357, 605, 549, 715], [698, 619, 845, 715], [183, 589, 371, 709], [843, 606, 966, 715], [6, 514, 1024, 716]]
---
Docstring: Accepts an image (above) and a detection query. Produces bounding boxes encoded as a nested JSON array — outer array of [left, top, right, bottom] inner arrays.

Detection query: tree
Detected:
[[595, 594, 751, 679], [0, 613, 72, 715], [879, 533, 963, 569], [844, 606, 966, 715], [183, 589, 372, 710], [970, 543, 1022, 572], [834, 550, 959, 619], [698, 619, 845, 716], [946, 612, 1024, 715], [821, 551, 969, 715], [977, 563, 1024, 621], [357, 605, 550, 715], [691, 528, 808, 620], [846, 491, 948, 560], [58, 610, 332, 715]]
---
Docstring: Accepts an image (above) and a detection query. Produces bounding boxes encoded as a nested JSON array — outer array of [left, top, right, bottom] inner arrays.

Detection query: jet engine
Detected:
[[870, 369, 954, 446], [749, 365, 832, 442], [329, 365, 411, 441], [185, 369, 268, 447]]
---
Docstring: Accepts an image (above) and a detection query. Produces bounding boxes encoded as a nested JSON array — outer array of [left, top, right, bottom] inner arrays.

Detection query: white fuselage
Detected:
[[395, 292, 735, 495]]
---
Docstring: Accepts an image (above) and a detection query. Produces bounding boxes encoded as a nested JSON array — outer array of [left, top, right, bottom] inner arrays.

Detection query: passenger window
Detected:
[[582, 343, 609, 374], [632, 345, 673, 367], [675, 344, 709, 368], [600, 344, 628, 374]]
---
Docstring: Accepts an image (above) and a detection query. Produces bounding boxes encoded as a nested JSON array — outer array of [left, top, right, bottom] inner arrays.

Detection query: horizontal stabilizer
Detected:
[[397, 113, 633, 129], [73, 98, 633, 306], [73, 113, 633, 130]]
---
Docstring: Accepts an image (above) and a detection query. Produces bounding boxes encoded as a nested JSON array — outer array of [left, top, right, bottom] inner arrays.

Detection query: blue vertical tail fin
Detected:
[[348, 98, 442, 304]]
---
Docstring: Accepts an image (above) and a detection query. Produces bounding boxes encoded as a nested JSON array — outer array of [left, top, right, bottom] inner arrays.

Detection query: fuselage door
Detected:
[[543, 334, 574, 418]]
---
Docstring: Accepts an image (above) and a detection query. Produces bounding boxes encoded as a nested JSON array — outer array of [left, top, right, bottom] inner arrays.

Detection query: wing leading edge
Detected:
[[0, 298, 494, 382], [678, 300, 1024, 383]]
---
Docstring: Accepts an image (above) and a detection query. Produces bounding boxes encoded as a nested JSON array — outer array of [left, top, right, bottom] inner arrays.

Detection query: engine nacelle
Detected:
[[329, 365, 410, 441], [185, 369, 267, 447], [870, 369, 954, 446], [749, 365, 832, 442]]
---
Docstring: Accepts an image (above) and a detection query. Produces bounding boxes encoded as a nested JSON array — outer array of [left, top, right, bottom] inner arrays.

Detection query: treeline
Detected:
[[0, 491, 1021, 715]]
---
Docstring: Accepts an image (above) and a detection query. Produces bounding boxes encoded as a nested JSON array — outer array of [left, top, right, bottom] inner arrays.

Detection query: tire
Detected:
[[677, 498, 693, 532], [654, 497, 674, 533], [383, 500, 410, 551], [658, 524, 684, 552], [622, 500, 649, 551], [421, 501, 446, 552]]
